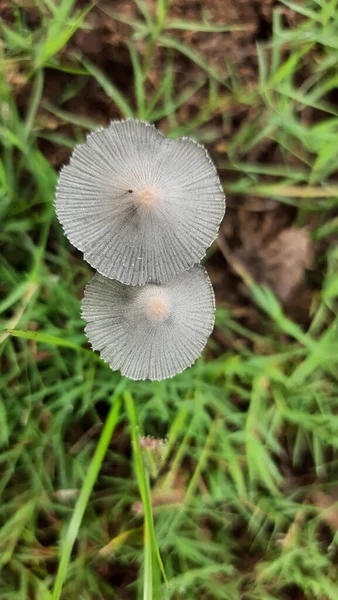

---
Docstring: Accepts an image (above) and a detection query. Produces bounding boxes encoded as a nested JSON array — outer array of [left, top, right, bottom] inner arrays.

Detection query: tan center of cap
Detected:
[[135, 185, 157, 208], [148, 296, 170, 322]]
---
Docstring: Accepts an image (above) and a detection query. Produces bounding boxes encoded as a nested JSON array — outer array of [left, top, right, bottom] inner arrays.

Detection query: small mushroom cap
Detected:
[[81, 265, 215, 381], [56, 119, 225, 285]]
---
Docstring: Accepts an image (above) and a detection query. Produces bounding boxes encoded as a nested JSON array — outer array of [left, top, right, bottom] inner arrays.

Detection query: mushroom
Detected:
[[81, 265, 215, 381], [56, 119, 225, 285]]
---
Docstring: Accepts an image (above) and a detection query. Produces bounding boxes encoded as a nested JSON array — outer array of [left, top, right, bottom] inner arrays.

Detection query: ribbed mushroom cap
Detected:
[[81, 265, 215, 381], [56, 119, 225, 285]]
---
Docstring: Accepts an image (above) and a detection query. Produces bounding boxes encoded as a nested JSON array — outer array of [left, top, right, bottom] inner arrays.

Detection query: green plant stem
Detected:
[[52, 391, 123, 600], [124, 391, 168, 599]]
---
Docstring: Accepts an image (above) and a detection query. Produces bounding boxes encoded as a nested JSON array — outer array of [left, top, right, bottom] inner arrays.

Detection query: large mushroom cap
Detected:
[[56, 119, 225, 285], [81, 265, 215, 381]]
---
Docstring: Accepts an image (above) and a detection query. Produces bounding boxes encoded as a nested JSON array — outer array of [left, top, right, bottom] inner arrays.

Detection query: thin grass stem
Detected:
[[52, 389, 123, 600]]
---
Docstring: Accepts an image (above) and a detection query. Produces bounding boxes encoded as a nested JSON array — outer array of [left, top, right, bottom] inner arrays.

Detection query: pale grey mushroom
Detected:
[[56, 119, 225, 286], [81, 265, 215, 381]]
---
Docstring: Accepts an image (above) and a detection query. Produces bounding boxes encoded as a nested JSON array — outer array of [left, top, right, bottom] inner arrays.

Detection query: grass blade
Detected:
[[124, 391, 168, 597], [81, 56, 134, 118], [5, 328, 87, 352], [159, 35, 227, 85], [35, 4, 91, 68], [127, 41, 145, 119], [24, 69, 44, 139], [165, 20, 248, 32], [52, 390, 123, 600]]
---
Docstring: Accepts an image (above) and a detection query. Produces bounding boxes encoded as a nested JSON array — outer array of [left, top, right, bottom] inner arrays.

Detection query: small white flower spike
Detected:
[[56, 119, 225, 285], [81, 265, 215, 381]]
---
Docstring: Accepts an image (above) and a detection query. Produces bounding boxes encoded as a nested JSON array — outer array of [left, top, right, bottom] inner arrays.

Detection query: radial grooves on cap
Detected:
[[81, 266, 215, 381], [55, 119, 225, 285]]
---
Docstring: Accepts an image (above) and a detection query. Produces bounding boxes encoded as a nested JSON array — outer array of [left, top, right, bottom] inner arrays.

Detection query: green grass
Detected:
[[1, 0, 338, 598]]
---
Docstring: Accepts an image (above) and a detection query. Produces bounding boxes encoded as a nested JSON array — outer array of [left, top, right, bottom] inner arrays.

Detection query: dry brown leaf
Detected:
[[234, 227, 313, 302], [132, 471, 186, 515], [312, 490, 338, 531]]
